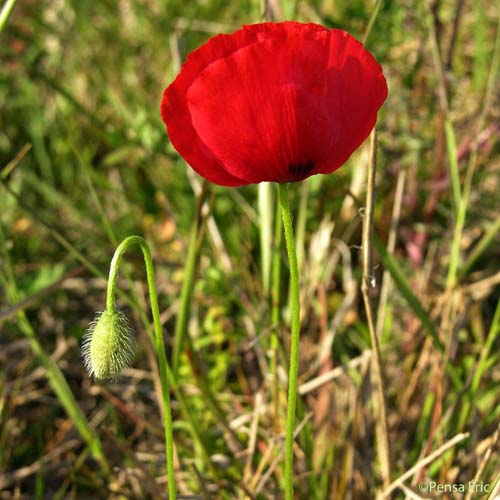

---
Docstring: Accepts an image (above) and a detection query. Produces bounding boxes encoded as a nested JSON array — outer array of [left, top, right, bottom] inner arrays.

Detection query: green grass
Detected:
[[1, 0, 500, 498]]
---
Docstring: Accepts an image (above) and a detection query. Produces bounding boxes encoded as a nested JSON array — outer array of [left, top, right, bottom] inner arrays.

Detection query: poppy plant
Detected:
[[161, 21, 387, 185], [160, 20, 388, 500]]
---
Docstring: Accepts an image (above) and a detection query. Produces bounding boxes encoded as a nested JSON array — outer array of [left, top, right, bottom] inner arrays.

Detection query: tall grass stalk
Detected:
[[361, 130, 391, 488], [362, 0, 383, 44], [258, 182, 273, 296], [270, 190, 283, 429], [172, 183, 209, 376]]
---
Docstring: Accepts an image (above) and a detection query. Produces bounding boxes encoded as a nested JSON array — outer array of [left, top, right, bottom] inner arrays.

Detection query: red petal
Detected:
[[162, 22, 387, 185], [317, 31, 388, 173], [161, 23, 283, 186]]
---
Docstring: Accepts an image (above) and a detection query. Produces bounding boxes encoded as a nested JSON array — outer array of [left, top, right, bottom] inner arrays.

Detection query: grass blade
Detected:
[[374, 235, 442, 351], [0, 0, 17, 33]]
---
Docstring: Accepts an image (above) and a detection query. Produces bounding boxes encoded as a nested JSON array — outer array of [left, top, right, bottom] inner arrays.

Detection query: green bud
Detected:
[[82, 309, 135, 380]]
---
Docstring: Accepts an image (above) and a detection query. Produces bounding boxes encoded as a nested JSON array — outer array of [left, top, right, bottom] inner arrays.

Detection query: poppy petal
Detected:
[[161, 23, 287, 186], [317, 31, 388, 173], [161, 22, 388, 186]]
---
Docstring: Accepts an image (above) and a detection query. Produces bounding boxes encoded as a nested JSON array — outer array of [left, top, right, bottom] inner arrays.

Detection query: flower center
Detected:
[[288, 161, 314, 179]]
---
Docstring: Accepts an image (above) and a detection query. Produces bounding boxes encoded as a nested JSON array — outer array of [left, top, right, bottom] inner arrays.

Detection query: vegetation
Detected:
[[1, 0, 499, 498]]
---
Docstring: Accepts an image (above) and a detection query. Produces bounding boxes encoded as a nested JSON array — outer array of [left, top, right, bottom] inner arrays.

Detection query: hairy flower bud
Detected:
[[82, 309, 135, 380]]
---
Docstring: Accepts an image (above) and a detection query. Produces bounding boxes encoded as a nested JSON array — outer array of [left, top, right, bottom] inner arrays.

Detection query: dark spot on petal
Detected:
[[288, 161, 314, 179]]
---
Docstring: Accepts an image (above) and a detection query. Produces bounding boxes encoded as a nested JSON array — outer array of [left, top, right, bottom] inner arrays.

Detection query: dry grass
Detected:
[[1, 0, 499, 498]]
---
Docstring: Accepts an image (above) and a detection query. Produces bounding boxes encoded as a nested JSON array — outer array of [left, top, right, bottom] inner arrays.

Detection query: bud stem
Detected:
[[106, 236, 176, 499]]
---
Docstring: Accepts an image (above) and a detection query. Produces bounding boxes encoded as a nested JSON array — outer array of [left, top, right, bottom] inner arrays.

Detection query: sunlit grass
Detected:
[[1, 0, 499, 498]]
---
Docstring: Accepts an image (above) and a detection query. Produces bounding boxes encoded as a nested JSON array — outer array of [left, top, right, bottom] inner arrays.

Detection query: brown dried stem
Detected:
[[361, 129, 392, 489]]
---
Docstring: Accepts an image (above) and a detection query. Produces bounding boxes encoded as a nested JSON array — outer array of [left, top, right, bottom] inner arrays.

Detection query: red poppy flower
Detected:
[[161, 21, 388, 187]]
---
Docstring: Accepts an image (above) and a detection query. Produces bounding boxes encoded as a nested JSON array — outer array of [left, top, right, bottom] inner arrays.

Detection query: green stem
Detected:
[[106, 236, 176, 500], [278, 183, 301, 500]]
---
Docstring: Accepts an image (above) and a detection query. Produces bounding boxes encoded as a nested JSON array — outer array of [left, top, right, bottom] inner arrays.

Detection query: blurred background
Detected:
[[0, 0, 499, 498]]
